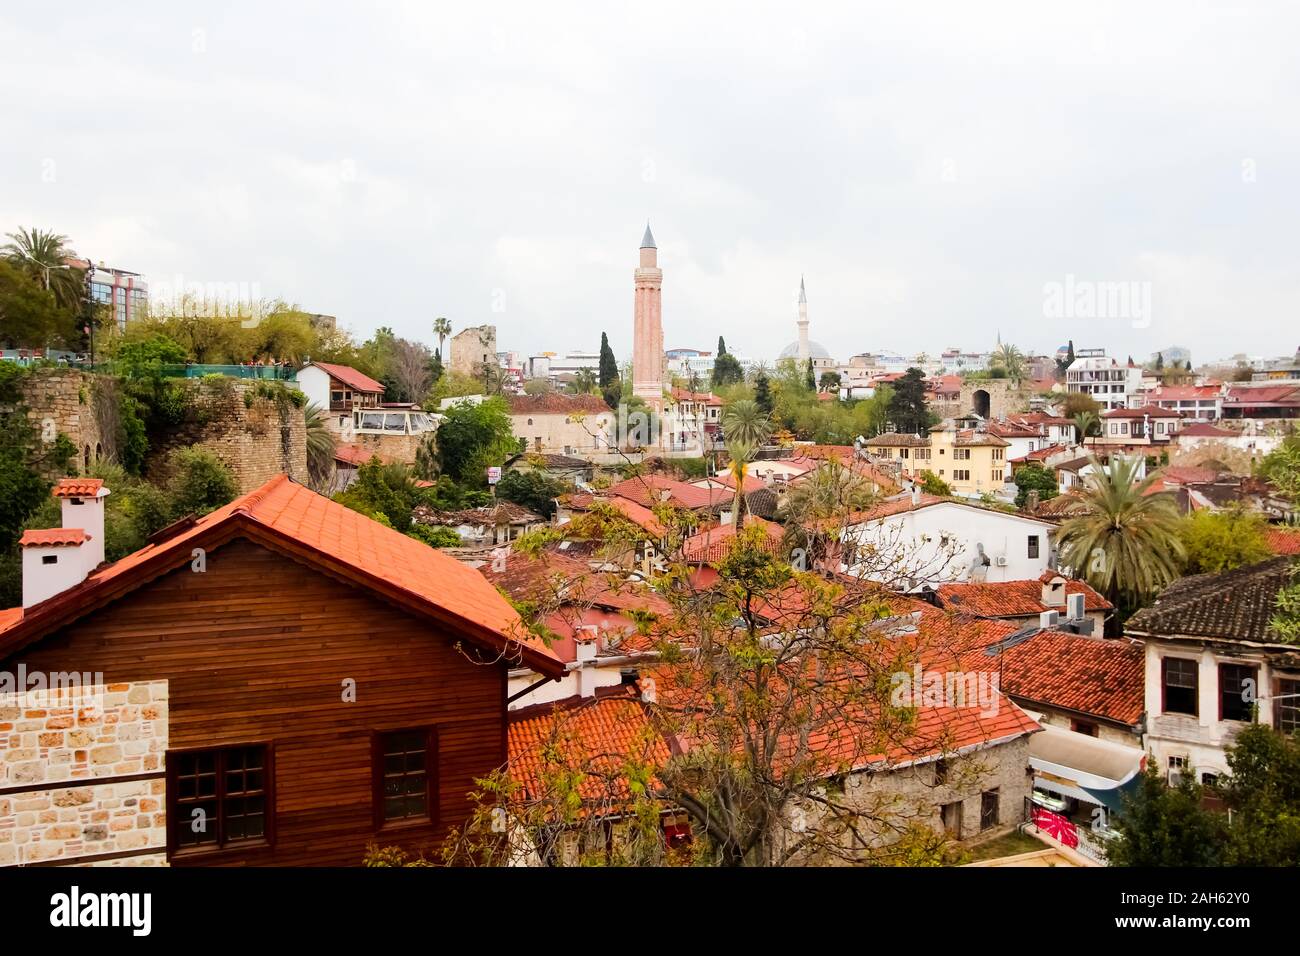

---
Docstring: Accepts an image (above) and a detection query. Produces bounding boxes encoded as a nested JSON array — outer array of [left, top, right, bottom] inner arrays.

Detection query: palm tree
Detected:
[[303, 403, 337, 492], [1055, 455, 1185, 616], [778, 460, 877, 563], [569, 368, 598, 395], [990, 342, 1027, 387], [1073, 410, 1100, 446], [722, 399, 772, 449], [433, 316, 451, 360], [3, 227, 85, 312]]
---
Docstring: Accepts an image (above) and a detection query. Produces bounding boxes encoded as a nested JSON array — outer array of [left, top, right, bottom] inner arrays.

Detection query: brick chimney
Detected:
[[20, 479, 110, 608]]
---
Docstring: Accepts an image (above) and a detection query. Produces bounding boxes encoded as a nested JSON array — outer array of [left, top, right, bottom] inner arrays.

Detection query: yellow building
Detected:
[[865, 420, 1009, 497]]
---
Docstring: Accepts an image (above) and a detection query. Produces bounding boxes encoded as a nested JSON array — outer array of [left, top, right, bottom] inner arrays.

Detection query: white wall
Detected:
[[297, 365, 330, 411], [843, 502, 1056, 587]]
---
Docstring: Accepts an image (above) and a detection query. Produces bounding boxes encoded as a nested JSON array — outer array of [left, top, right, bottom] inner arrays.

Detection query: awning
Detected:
[[1029, 723, 1146, 812]]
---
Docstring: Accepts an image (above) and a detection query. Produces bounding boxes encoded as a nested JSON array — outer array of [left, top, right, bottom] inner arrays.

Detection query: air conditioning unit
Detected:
[[1039, 610, 1059, 629], [994, 555, 1009, 567], [1066, 592, 1086, 621]]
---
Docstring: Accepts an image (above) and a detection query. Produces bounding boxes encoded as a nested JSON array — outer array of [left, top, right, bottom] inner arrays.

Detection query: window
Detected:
[[954, 469, 970, 481], [1275, 678, 1300, 734], [980, 790, 999, 831], [915, 448, 930, 460], [933, 758, 949, 786], [1162, 657, 1198, 716], [1219, 664, 1258, 722], [1027, 535, 1040, 559], [1167, 754, 1187, 785], [168, 744, 271, 854], [954, 448, 971, 460], [1071, 719, 1098, 737], [899, 448, 909, 458], [374, 728, 436, 826]]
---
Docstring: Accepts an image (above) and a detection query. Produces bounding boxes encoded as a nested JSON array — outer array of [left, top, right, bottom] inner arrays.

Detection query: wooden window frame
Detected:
[[1218, 663, 1258, 723], [1161, 656, 1198, 717], [166, 741, 275, 860], [372, 726, 439, 832]]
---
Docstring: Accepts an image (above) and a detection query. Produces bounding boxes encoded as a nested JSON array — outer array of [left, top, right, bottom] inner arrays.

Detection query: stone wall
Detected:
[[960, 379, 1024, 420], [0, 680, 168, 866], [146, 379, 308, 494], [12, 368, 120, 476]]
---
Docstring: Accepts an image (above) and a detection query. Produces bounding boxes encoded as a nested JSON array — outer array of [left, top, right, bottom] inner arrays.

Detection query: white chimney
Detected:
[[20, 479, 110, 609], [21, 530, 93, 608], [1040, 574, 1066, 608], [911, 485, 921, 506]]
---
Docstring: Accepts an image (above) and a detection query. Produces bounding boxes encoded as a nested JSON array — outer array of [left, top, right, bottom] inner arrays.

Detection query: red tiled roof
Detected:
[[708, 472, 766, 494], [1102, 404, 1182, 419], [681, 516, 785, 564], [0, 475, 563, 676], [508, 689, 672, 806], [964, 630, 1145, 725], [567, 494, 668, 537], [507, 394, 611, 416], [934, 576, 1113, 618], [333, 444, 387, 467], [1177, 422, 1235, 438], [1224, 384, 1300, 405], [1148, 385, 1221, 401], [1009, 444, 1069, 464], [51, 478, 105, 498], [606, 475, 722, 511], [1266, 527, 1300, 556], [309, 362, 385, 394], [1156, 465, 1220, 485], [19, 528, 89, 547], [987, 422, 1041, 439]]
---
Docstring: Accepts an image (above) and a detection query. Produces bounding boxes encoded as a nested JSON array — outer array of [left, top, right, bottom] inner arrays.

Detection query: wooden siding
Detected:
[[7, 537, 508, 866]]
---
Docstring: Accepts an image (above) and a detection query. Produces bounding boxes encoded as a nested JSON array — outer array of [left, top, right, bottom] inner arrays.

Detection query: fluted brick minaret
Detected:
[[632, 223, 664, 413]]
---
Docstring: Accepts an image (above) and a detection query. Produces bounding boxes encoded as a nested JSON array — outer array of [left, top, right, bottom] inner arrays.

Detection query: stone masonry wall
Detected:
[[146, 379, 308, 494], [0, 680, 168, 866], [13, 369, 119, 477]]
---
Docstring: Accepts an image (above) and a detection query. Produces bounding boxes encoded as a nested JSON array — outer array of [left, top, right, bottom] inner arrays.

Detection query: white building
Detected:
[[839, 492, 1058, 590], [1128, 558, 1299, 785], [1065, 350, 1144, 412]]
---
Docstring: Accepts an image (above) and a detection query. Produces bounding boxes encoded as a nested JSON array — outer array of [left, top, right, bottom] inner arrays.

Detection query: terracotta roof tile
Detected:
[[19, 528, 89, 547], [51, 478, 105, 498], [1266, 527, 1300, 557], [1126, 556, 1298, 644], [935, 577, 1113, 618], [681, 516, 785, 564], [309, 362, 385, 394], [606, 475, 722, 511]]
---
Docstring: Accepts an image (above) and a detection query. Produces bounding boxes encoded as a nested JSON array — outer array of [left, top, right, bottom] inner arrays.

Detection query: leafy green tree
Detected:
[[1108, 766, 1226, 866], [334, 458, 417, 529], [1013, 464, 1058, 509], [435, 396, 517, 485], [711, 351, 745, 388], [1261, 435, 1300, 507], [886, 368, 930, 434], [805, 359, 816, 391], [114, 333, 188, 381], [1178, 507, 1272, 574], [990, 343, 1026, 386], [433, 317, 452, 361], [818, 371, 841, 392], [303, 403, 337, 492], [166, 447, 237, 519], [753, 372, 773, 416], [722, 399, 772, 449], [598, 332, 619, 389], [1055, 456, 1186, 615], [0, 259, 75, 349], [917, 470, 950, 496], [407, 524, 461, 548], [568, 368, 598, 395], [2, 227, 85, 314], [496, 468, 567, 519], [1272, 574, 1300, 644]]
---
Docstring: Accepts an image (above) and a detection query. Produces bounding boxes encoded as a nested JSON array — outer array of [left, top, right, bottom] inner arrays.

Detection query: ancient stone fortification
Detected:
[[960, 379, 1023, 420], [12, 369, 120, 476], [146, 379, 308, 494], [0, 680, 169, 867]]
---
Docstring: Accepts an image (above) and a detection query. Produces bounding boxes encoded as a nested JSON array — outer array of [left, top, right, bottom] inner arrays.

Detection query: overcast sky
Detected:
[[2, 2, 1296, 366]]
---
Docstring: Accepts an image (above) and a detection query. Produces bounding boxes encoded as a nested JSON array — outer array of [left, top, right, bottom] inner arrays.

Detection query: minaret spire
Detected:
[[640, 221, 656, 250], [632, 224, 664, 427], [797, 275, 810, 364]]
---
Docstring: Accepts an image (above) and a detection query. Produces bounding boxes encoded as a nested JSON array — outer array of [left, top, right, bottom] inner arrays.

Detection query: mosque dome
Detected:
[[779, 340, 832, 360]]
